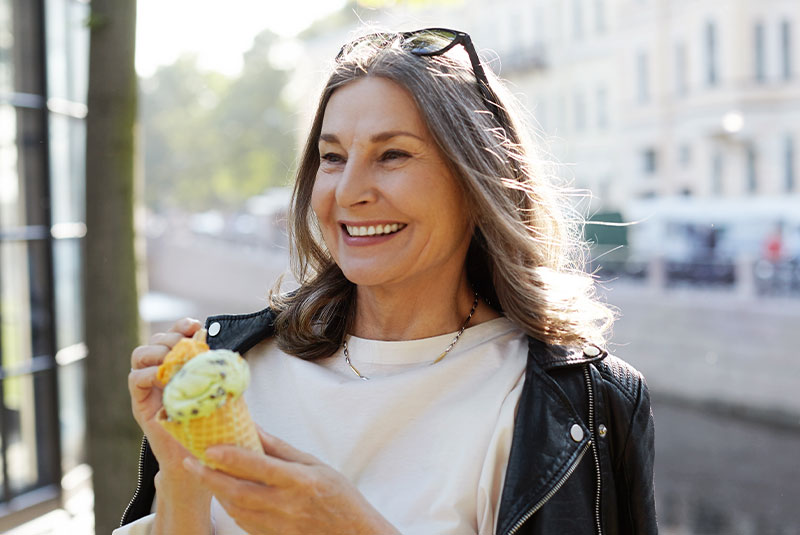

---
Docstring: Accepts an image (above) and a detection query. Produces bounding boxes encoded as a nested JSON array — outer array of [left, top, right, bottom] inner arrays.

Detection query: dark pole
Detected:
[[84, 0, 142, 532]]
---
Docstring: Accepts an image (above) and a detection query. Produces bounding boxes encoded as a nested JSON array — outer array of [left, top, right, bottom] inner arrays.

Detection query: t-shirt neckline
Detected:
[[344, 316, 519, 365]]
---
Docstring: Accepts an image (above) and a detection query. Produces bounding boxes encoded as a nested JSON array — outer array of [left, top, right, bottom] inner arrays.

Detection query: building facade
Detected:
[[0, 0, 88, 528], [294, 0, 800, 265]]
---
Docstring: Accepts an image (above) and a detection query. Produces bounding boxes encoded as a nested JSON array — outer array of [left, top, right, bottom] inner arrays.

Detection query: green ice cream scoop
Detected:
[[162, 349, 250, 422]]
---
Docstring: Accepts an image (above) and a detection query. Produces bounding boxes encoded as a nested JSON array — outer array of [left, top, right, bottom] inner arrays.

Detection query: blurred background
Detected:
[[3, 0, 800, 533]]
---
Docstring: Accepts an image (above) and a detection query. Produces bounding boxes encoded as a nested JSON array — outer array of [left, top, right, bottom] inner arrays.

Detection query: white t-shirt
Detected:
[[115, 317, 528, 535]]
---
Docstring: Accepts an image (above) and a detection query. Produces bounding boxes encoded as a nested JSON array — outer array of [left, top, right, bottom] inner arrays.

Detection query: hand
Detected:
[[184, 428, 400, 535], [128, 318, 208, 478]]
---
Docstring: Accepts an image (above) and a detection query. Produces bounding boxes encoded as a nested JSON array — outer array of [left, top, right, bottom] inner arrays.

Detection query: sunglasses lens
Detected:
[[403, 29, 457, 55]]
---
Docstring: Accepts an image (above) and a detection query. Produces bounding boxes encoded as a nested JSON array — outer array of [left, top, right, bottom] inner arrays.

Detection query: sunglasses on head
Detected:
[[336, 28, 507, 131]]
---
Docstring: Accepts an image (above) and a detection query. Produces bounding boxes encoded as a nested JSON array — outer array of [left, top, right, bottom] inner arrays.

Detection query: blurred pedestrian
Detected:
[[120, 28, 657, 534], [763, 221, 785, 263]]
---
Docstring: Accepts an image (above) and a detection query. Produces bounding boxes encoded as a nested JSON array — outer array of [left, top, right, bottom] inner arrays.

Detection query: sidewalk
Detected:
[[601, 281, 800, 428]]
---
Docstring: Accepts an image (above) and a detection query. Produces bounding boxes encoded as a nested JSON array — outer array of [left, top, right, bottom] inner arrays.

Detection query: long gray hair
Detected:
[[271, 33, 614, 359]]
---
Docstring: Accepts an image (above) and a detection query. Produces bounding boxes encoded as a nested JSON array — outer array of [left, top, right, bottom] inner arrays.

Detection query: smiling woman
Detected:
[[119, 27, 657, 535]]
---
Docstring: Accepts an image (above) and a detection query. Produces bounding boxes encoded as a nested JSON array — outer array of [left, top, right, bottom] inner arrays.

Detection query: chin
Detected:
[[338, 269, 393, 288]]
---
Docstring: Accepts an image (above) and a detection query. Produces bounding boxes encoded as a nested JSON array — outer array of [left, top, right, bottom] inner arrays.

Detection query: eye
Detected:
[[321, 152, 345, 164], [380, 149, 410, 162]]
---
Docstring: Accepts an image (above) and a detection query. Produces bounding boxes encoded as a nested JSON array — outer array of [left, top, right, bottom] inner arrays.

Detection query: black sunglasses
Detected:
[[336, 28, 507, 131]]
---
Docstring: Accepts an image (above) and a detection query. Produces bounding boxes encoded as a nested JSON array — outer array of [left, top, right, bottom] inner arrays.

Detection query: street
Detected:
[[652, 399, 800, 535]]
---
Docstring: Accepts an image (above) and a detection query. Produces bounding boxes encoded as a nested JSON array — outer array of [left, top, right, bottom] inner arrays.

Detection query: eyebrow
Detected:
[[318, 130, 425, 144]]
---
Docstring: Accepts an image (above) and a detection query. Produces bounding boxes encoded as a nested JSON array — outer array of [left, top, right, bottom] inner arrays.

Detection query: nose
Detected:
[[335, 155, 377, 208]]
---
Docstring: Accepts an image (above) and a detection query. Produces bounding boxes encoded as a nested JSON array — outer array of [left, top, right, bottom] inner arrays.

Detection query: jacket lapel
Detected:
[[495, 337, 592, 535]]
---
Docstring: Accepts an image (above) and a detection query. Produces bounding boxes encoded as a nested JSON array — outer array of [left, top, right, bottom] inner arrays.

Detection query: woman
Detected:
[[120, 29, 657, 534]]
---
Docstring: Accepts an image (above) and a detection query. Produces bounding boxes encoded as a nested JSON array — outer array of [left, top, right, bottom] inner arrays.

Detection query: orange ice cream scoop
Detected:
[[157, 328, 209, 384]]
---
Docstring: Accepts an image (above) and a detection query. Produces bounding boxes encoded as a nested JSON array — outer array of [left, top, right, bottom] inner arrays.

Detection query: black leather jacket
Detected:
[[121, 308, 658, 534]]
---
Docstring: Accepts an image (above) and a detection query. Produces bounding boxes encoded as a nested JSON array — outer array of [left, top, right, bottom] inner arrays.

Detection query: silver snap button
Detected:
[[583, 345, 601, 357], [598, 424, 608, 437], [208, 322, 221, 337], [570, 424, 584, 442]]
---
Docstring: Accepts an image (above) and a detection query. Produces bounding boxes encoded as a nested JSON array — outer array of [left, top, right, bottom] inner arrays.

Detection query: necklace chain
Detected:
[[342, 292, 480, 381]]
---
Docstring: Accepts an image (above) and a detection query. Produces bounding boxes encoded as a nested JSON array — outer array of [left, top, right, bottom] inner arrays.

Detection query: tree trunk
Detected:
[[84, 0, 141, 533]]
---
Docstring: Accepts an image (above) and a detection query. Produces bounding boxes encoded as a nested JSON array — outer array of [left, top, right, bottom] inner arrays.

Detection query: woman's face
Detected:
[[311, 76, 473, 291]]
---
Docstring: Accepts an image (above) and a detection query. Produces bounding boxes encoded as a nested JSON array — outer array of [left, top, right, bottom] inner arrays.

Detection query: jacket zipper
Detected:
[[584, 365, 603, 535], [505, 441, 591, 535], [120, 436, 148, 526]]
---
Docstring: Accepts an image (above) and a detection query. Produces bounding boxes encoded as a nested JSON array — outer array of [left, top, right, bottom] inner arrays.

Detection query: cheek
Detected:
[[310, 176, 340, 251], [310, 174, 330, 223]]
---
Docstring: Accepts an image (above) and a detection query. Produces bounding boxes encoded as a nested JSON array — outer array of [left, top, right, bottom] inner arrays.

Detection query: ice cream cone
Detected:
[[157, 394, 261, 470]]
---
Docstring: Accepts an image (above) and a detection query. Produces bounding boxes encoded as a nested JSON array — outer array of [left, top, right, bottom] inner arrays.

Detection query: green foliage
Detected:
[[140, 30, 296, 212], [84, 11, 107, 30]]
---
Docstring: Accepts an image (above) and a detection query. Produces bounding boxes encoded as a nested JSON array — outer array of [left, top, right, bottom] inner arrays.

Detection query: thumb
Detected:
[[257, 428, 318, 465]]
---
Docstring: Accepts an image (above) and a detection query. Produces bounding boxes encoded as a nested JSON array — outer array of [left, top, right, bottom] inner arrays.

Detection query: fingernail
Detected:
[[183, 457, 199, 471]]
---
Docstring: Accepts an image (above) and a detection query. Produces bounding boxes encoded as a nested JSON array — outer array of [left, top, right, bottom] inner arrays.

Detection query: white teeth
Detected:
[[345, 223, 405, 237]]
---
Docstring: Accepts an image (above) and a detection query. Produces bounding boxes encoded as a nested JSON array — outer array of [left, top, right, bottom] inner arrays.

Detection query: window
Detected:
[[595, 0, 606, 33], [679, 144, 691, 167], [637, 51, 649, 103], [786, 135, 795, 192], [675, 42, 687, 95], [534, 7, 545, 51], [574, 91, 586, 131], [746, 145, 758, 193], [596, 86, 608, 129], [705, 21, 718, 86], [535, 97, 548, 133], [781, 20, 792, 80], [712, 151, 723, 194], [573, 0, 584, 40], [642, 148, 657, 174], [754, 22, 766, 82], [0, 0, 88, 523]]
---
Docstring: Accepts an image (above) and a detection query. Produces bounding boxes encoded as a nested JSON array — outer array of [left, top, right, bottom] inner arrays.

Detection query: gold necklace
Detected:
[[342, 292, 480, 381]]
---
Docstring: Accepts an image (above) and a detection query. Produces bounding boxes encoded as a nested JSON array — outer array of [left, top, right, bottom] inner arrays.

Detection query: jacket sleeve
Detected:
[[619, 376, 658, 534], [598, 356, 658, 534]]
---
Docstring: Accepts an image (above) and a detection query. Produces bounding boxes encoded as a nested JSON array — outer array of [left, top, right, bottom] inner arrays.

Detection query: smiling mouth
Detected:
[[343, 223, 407, 237]]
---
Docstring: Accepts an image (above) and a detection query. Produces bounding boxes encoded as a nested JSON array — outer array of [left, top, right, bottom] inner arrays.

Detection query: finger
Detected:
[[204, 444, 300, 487], [128, 368, 162, 402], [130, 344, 169, 369], [148, 331, 185, 349], [258, 428, 319, 465], [168, 317, 203, 337], [184, 457, 275, 510]]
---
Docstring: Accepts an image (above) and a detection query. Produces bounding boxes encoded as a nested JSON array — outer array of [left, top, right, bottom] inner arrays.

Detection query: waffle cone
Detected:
[[157, 394, 261, 470]]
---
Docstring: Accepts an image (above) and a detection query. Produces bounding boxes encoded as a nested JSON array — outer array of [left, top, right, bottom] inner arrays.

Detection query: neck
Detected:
[[351, 274, 493, 341]]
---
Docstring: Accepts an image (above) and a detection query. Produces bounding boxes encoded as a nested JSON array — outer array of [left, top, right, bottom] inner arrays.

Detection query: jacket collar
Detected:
[[527, 336, 607, 370], [205, 306, 606, 367], [205, 308, 277, 353]]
